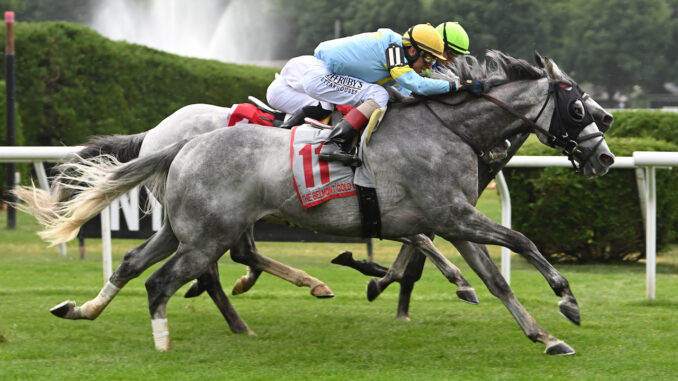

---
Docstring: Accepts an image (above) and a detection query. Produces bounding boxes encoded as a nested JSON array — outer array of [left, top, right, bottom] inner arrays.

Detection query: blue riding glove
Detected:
[[458, 79, 484, 97]]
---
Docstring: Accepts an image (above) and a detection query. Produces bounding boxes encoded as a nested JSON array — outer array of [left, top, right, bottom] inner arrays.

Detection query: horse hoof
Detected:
[[366, 279, 382, 302], [50, 300, 76, 319], [231, 276, 254, 296], [310, 284, 335, 298], [396, 314, 411, 322], [545, 341, 576, 356], [231, 323, 256, 335], [183, 281, 204, 298], [559, 300, 581, 326], [456, 288, 479, 304], [331, 251, 354, 265]]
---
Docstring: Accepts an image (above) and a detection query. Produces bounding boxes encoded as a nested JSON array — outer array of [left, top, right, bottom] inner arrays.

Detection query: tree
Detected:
[[0, 0, 96, 23], [425, 0, 552, 61], [554, 0, 673, 96], [341, 0, 423, 36]]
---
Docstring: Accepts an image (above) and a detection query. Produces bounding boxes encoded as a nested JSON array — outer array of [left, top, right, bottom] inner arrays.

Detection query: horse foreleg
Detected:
[[451, 240, 575, 355], [394, 250, 426, 321], [50, 223, 179, 320], [366, 242, 417, 301], [331, 251, 388, 276], [230, 228, 334, 298], [332, 248, 422, 319], [449, 205, 580, 326], [250, 254, 334, 298], [231, 266, 263, 296]]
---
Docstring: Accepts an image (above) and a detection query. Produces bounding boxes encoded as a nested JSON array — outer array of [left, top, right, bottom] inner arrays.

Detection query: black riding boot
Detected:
[[279, 103, 332, 129], [318, 119, 361, 165]]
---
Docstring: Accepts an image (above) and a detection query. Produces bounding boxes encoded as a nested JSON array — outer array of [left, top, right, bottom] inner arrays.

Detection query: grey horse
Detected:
[[340, 53, 616, 304], [16, 51, 614, 355], [44, 97, 479, 328]]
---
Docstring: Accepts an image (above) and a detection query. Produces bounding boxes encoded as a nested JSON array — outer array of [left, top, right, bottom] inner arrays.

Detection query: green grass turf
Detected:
[[0, 190, 677, 380]]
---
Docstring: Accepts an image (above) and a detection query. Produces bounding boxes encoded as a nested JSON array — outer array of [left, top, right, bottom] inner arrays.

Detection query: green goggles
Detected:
[[421, 52, 437, 65], [446, 49, 461, 58]]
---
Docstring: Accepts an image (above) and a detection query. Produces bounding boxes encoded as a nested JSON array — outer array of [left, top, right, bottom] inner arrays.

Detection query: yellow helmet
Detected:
[[402, 23, 446, 61]]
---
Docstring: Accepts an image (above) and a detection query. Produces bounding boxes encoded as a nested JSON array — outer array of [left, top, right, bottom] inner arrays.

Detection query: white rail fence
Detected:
[[1, 146, 674, 298]]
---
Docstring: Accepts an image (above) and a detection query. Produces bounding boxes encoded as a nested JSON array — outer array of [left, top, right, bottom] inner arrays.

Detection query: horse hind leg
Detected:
[[452, 240, 575, 355], [50, 223, 179, 320], [145, 241, 234, 351], [194, 262, 253, 335]]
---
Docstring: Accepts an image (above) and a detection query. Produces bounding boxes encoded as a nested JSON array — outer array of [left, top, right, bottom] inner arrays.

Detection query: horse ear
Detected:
[[534, 51, 545, 68]]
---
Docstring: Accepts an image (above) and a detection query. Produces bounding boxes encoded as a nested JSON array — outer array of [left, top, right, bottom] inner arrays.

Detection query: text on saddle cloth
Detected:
[[291, 125, 357, 209]]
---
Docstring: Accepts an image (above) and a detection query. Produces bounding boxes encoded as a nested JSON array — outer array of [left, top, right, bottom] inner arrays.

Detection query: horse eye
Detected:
[[569, 100, 585, 120]]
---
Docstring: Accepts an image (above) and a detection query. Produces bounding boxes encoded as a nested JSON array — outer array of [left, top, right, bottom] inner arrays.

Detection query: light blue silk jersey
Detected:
[[314, 28, 450, 95]]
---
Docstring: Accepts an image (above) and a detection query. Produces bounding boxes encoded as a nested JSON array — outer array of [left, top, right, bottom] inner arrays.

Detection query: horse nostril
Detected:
[[603, 115, 613, 127], [600, 154, 614, 165]]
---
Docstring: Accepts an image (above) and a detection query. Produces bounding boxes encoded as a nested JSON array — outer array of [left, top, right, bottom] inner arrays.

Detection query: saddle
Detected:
[[247, 96, 385, 238]]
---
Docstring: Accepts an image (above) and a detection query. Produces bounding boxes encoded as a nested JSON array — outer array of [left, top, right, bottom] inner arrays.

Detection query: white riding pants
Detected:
[[266, 55, 389, 114]]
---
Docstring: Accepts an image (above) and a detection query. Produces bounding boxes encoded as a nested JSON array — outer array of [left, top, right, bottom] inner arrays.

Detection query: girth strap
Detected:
[[355, 185, 382, 239]]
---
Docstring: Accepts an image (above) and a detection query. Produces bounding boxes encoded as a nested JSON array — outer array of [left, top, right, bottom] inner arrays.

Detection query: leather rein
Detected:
[[424, 83, 605, 172]]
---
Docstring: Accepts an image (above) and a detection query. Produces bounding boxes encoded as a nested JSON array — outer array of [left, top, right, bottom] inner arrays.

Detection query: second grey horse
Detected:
[[16, 51, 614, 355]]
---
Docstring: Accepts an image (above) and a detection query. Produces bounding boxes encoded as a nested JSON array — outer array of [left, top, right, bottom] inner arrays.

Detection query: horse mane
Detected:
[[430, 50, 546, 92]]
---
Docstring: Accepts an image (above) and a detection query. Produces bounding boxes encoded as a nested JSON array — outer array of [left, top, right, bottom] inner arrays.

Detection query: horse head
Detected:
[[534, 51, 614, 133], [427, 51, 615, 178], [532, 51, 615, 177]]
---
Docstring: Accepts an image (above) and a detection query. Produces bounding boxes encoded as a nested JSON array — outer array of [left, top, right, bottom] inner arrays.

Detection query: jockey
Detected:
[[267, 23, 485, 165], [266, 55, 336, 128], [437, 21, 471, 63], [432, 21, 508, 161]]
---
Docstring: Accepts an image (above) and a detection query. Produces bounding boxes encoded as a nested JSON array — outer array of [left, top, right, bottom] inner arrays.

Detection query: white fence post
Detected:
[[101, 206, 113, 284], [495, 170, 511, 284], [644, 167, 656, 299]]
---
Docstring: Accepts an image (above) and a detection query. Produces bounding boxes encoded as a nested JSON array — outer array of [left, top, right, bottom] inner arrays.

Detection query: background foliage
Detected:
[[0, 16, 674, 263], [0, 0, 676, 101], [507, 128, 678, 263], [274, 0, 678, 100], [0, 21, 276, 146]]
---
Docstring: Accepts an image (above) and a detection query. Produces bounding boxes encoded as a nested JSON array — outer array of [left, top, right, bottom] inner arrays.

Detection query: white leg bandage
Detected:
[[151, 318, 171, 351], [79, 281, 120, 319]]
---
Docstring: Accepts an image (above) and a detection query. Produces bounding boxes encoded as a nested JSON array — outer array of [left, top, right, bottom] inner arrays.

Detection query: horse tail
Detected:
[[14, 139, 188, 246], [51, 132, 147, 203]]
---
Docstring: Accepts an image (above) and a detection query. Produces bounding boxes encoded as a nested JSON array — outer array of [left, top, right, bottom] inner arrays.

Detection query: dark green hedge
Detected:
[[606, 110, 678, 141], [505, 135, 678, 263], [0, 21, 277, 146]]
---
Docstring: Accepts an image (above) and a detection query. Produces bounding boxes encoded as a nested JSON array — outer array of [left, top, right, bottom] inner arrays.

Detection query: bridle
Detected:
[[424, 80, 606, 173]]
